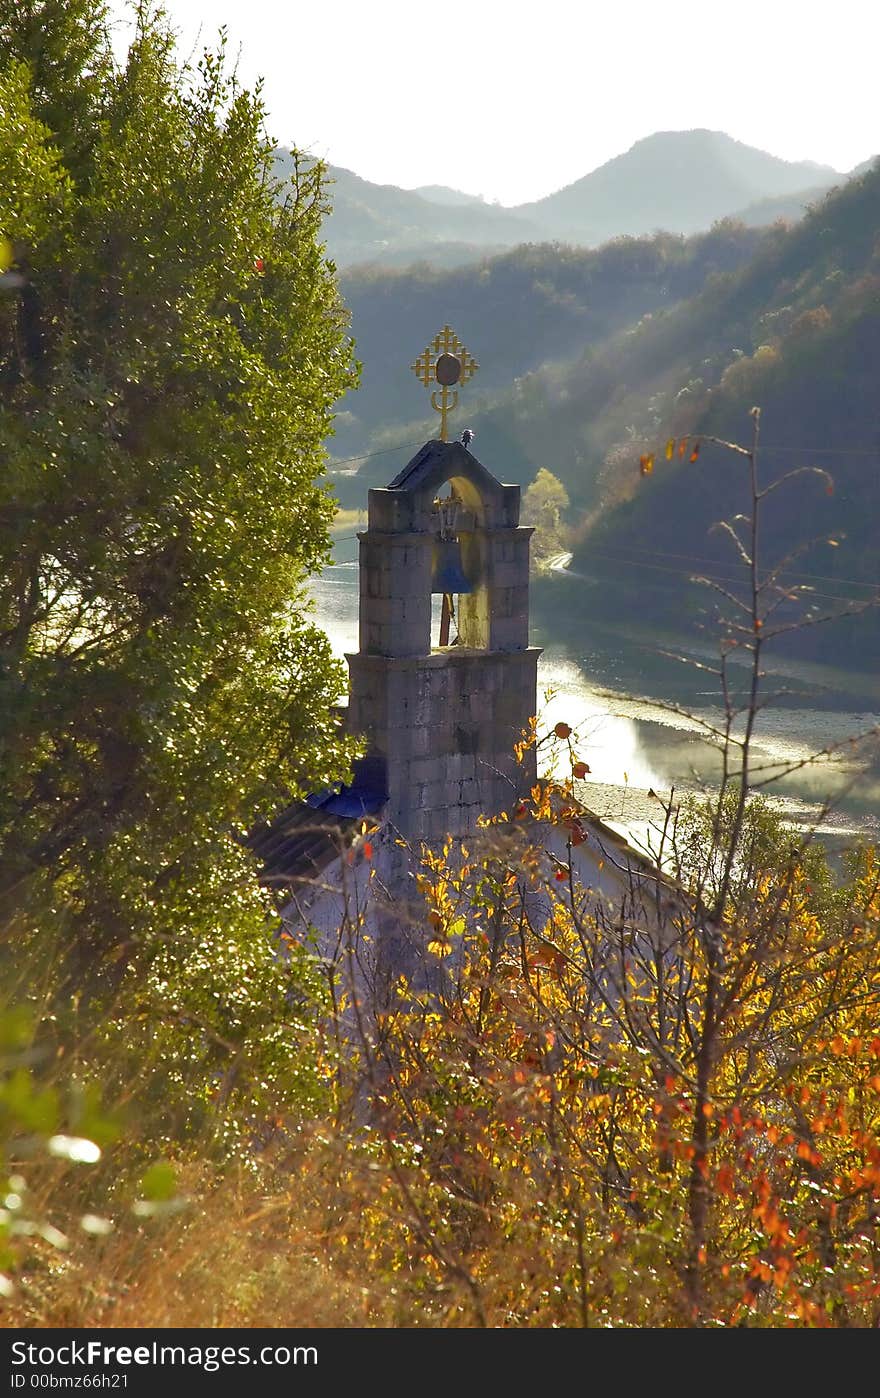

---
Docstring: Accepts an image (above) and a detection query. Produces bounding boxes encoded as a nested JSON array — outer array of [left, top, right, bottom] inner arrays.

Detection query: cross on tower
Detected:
[[410, 346, 437, 388], [410, 324, 479, 440]]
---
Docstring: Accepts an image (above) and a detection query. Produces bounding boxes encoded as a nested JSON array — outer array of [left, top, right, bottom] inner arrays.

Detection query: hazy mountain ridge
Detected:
[[273, 151, 542, 267], [517, 130, 840, 242], [275, 130, 847, 269], [413, 185, 488, 207]]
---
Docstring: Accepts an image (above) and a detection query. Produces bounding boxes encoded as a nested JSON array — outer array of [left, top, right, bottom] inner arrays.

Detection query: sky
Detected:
[[109, 1, 878, 205]]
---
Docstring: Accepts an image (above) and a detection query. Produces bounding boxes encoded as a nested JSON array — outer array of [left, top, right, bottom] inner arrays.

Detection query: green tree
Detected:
[[522, 467, 570, 561], [0, 1, 358, 996]]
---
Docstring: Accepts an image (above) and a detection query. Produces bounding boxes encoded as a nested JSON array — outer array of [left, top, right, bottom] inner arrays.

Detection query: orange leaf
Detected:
[[665, 437, 675, 460], [678, 437, 688, 459], [689, 439, 701, 463], [639, 453, 654, 476]]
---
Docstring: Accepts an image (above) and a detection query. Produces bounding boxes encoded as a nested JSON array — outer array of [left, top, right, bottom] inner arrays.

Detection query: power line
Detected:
[[328, 438, 424, 468], [577, 547, 877, 607], [328, 438, 880, 470], [327, 436, 880, 593], [751, 445, 880, 457], [326, 536, 877, 606], [576, 540, 879, 594]]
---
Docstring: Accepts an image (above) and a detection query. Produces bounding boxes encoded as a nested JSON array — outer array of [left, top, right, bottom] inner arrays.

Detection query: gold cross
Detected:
[[411, 346, 436, 388], [410, 324, 479, 440]]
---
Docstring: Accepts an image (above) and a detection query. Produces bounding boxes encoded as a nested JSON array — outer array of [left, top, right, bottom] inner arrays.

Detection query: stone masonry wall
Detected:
[[347, 647, 540, 841]]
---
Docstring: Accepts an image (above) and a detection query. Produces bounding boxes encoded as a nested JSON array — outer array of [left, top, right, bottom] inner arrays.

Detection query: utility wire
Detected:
[[328, 438, 880, 469], [327, 537, 876, 605], [330, 528, 878, 597], [328, 438, 425, 468], [573, 540, 879, 593], [577, 547, 876, 607], [327, 437, 880, 594]]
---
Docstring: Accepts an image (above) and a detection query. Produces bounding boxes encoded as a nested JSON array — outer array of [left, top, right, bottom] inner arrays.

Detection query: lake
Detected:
[[308, 533, 880, 858]]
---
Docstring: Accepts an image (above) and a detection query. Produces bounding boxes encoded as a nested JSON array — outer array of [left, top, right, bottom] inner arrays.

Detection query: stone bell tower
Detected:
[[346, 399, 541, 845]]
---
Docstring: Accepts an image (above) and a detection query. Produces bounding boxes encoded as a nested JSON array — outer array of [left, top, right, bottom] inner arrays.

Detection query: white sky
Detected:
[[109, 1, 878, 204]]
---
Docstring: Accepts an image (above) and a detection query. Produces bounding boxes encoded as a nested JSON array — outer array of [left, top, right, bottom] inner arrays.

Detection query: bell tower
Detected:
[[346, 434, 540, 844]]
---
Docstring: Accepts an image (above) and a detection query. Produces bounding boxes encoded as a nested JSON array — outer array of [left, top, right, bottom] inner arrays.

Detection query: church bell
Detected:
[[431, 536, 472, 595]]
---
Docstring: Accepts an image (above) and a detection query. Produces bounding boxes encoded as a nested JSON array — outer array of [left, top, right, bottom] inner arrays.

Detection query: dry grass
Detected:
[[5, 1154, 396, 1330]]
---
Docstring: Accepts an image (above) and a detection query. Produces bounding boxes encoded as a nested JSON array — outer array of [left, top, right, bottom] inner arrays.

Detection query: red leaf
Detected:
[[554, 721, 572, 740], [689, 439, 701, 463]]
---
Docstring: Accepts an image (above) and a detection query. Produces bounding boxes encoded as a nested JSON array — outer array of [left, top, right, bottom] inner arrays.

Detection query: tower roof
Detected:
[[388, 438, 505, 495], [370, 439, 521, 533]]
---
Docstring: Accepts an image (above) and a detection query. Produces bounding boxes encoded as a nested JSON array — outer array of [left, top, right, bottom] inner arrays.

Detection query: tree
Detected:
[[0, 2, 358, 990], [522, 467, 570, 561]]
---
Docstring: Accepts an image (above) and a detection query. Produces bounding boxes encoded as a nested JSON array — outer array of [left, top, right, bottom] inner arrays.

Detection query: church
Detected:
[[248, 329, 676, 992]]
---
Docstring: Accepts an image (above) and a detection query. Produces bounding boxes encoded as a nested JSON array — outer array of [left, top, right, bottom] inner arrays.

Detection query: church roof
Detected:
[[246, 755, 386, 891]]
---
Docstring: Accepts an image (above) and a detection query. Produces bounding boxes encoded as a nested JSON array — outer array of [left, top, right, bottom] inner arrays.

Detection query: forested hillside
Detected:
[[331, 221, 770, 489], [331, 158, 879, 663], [545, 162, 880, 660]]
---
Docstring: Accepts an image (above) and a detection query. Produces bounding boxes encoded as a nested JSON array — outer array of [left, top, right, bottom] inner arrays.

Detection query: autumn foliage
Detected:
[[308, 785, 880, 1329]]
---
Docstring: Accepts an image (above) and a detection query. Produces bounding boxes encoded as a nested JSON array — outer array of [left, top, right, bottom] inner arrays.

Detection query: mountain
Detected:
[[412, 185, 487, 207], [517, 130, 841, 244], [276, 133, 844, 269], [272, 152, 542, 268]]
